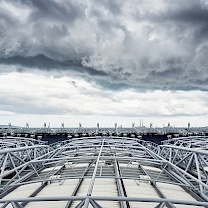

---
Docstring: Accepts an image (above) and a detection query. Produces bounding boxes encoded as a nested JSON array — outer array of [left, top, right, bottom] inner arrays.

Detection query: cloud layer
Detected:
[[1, 0, 208, 90], [0, 71, 208, 126]]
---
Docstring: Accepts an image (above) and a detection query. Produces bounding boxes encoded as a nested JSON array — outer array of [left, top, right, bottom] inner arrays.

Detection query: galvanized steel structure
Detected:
[[0, 136, 208, 207]]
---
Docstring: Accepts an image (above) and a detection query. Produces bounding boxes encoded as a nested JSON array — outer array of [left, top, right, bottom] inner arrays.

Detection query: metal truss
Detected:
[[0, 136, 208, 207], [158, 136, 208, 201], [0, 137, 50, 196], [161, 136, 208, 148]]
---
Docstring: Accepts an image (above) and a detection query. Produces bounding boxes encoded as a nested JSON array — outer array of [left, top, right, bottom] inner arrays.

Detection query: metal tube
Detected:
[[65, 163, 92, 208], [83, 139, 104, 208], [194, 153, 203, 193], [0, 145, 48, 155], [114, 160, 127, 208], [161, 145, 208, 156], [0, 196, 208, 206]]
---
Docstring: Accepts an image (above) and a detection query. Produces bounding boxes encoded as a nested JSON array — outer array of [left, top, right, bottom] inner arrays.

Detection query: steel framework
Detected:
[[0, 137, 50, 197], [159, 136, 208, 201], [0, 136, 208, 208]]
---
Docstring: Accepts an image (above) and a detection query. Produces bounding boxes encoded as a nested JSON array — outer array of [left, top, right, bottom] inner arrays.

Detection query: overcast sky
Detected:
[[1, 0, 208, 127]]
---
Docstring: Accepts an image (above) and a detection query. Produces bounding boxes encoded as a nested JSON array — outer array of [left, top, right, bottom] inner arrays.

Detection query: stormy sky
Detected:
[[1, 0, 208, 127]]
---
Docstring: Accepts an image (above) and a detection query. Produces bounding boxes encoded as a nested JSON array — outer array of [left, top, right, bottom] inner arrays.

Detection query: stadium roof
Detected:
[[0, 136, 208, 207]]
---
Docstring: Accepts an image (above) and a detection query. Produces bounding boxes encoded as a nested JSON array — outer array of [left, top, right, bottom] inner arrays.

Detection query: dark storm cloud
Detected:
[[136, 2, 208, 45], [28, 0, 85, 24], [1, 0, 208, 91], [141, 3, 208, 24], [0, 55, 107, 76]]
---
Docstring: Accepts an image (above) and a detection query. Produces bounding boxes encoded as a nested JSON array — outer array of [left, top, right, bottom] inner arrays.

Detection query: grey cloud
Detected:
[[24, 0, 85, 24], [95, 0, 123, 15], [134, 1, 208, 45], [0, 10, 16, 27], [144, 3, 208, 24], [0, 55, 107, 76], [0, 100, 69, 115], [90, 77, 132, 91], [1, 0, 208, 91]]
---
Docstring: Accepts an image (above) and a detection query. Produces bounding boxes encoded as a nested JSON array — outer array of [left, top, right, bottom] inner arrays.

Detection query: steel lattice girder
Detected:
[[0, 137, 50, 195], [158, 142, 208, 201], [0, 136, 208, 207]]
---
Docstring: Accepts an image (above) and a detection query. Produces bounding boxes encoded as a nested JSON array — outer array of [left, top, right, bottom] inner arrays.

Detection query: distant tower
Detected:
[[44, 123, 47, 128], [132, 123, 135, 128], [79, 123, 82, 129], [150, 123, 153, 128], [115, 123, 118, 135], [26, 123, 29, 128], [168, 122, 170, 127], [97, 123, 99, 130], [61, 123, 64, 128], [188, 122, 190, 130], [8, 123, 11, 129]]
